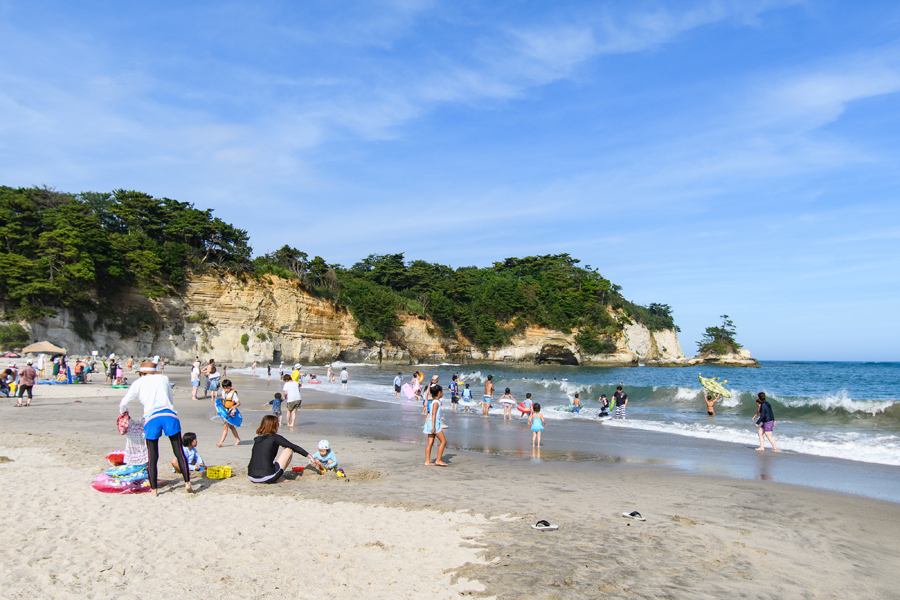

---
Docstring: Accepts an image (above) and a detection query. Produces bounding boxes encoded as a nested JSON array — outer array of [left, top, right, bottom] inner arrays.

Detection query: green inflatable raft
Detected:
[[698, 373, 732, 398]]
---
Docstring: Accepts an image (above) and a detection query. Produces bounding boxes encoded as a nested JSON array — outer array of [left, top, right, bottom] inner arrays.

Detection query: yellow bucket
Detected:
[[206, 466, 232, 479]]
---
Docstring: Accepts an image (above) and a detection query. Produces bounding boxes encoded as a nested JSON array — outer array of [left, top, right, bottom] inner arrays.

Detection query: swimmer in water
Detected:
[[705, 393, 720, 416]]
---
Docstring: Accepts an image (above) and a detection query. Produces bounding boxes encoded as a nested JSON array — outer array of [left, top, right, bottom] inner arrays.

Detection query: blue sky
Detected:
[[1, 0, 899, 360]]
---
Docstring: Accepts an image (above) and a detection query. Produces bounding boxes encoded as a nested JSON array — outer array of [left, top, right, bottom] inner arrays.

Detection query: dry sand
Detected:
[[1, 375, 899, 599]]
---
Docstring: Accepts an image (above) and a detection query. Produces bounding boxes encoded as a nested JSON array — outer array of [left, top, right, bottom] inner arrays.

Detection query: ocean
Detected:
[[235, 361, 900, 467]]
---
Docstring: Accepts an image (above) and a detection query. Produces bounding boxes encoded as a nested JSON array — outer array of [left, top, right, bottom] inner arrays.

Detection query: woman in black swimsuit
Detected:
[[247, 415, 321, 484]]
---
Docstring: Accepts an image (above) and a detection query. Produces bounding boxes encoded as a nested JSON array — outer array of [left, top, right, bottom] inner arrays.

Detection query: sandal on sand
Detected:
[[622, 511, 646, 521], [532, 520, 559, 531]]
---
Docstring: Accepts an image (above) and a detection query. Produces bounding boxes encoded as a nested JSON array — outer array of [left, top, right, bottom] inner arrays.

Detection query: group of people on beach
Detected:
[[116, 359, 345, 496], [394, 370, 781, 455]]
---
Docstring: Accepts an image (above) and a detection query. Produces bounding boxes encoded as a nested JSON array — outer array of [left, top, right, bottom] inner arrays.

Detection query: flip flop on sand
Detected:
[[622, 511, 645, 521], [531, 520, 559, 531]]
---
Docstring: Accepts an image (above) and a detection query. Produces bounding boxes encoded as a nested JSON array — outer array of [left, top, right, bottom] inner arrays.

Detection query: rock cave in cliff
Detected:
[[536, 344, 579, 366]]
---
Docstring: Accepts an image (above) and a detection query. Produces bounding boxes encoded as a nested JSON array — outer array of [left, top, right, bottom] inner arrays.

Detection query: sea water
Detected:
[[236, 361, 900, 467]]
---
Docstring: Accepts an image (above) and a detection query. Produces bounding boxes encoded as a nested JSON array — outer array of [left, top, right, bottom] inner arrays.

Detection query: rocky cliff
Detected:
[[13, 274, 688, 366]]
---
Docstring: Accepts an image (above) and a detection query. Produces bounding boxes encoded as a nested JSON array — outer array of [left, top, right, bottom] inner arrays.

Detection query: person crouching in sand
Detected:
[[424, 384, 447, 466], [247, 415, 320, 484]]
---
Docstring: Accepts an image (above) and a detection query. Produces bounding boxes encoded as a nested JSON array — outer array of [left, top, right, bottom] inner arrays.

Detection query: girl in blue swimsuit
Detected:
[[529, 403, 545, 448], [424, 385, 447, 466]]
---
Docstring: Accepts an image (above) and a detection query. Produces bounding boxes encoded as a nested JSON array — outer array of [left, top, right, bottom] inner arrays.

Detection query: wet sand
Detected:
[[1, 369, 899, 599]]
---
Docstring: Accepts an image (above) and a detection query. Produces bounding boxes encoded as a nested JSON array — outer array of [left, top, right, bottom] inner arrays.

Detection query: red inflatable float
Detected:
[[91, 473, 151, 494], [105, 451, 125, 466]]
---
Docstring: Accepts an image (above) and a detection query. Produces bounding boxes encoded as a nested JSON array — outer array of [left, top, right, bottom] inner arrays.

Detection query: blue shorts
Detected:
[[191, 379, 200, 387], [144, 410, 182, 440]]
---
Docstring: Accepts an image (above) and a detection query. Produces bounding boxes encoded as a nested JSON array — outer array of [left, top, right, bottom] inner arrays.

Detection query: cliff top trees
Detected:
[[0, 186, 250, 317], [0, 185, 680, 351]]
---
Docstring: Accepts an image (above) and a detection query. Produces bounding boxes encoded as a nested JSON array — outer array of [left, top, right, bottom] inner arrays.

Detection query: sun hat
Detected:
[[293, 363, 302, 370], [26, 360, 33, 365], [318, 440, 330, 450], [137, 362, 159, 373]]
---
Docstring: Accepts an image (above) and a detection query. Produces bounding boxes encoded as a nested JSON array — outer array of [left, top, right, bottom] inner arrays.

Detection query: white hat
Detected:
[[293, 363, 302, 370], [26, 360, 33, 365], [318, 440, 330, 450]]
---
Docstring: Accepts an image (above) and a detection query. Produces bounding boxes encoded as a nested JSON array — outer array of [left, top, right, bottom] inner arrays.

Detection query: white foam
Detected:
[[607, 419, 900, 466], [674, 386, 701, 401], [770, 389, 896, 416]]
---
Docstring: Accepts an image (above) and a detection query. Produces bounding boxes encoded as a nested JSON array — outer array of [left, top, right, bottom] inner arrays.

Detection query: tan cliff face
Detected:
[[15, 274, 686, 366]]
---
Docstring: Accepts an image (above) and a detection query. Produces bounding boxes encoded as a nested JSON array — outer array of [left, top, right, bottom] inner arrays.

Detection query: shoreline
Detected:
[[2, 371, 899, 598]]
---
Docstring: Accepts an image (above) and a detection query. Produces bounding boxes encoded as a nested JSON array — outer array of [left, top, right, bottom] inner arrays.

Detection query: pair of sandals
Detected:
[[532, 511, 646, 531], [14, 402, 30, 407]]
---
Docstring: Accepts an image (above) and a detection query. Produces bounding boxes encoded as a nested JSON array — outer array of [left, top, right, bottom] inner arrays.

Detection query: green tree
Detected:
[[0, 323, 30, 350], [697, 314, 742, 354]]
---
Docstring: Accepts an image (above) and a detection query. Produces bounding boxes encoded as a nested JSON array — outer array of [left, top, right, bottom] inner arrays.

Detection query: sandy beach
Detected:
[[2, 371, 899, 599]]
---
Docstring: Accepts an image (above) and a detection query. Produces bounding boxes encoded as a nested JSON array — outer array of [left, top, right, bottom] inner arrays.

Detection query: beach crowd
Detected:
[[4, 352, 780, 497]]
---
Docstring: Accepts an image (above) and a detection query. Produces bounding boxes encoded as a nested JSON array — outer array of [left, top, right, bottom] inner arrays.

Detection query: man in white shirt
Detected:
[[118, 362, 192, 496], [393, 372, 403, 398], [340, 367, 349, 390], [282, 374, 302, 427]]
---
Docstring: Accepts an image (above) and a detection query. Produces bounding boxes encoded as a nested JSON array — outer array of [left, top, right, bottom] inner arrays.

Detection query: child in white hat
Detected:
[[310, 440, 339, 472]]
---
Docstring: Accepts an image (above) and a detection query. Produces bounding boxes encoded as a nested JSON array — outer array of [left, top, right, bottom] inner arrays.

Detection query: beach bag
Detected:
[[117, 412, 130, 435]]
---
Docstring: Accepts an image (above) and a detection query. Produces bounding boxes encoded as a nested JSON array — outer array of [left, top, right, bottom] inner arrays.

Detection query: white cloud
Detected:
[[595, 0, 802, 54]]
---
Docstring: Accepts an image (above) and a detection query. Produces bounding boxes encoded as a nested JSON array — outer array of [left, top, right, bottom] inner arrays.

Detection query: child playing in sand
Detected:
[[499, 388, 516, 420], [461, 384, 473, 412], [215, 379, 242, 447], [310, 440, 339, 472], [269, 392, 283, 426], [173, 432, 205, 473], [529, 403, 545, 447]]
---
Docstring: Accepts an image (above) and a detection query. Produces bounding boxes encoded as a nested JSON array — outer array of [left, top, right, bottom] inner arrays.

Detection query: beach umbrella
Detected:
[[22, 341, 67, 355]]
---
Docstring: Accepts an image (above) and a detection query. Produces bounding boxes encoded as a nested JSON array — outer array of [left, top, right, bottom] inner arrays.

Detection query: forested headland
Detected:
[[0, 186, 677, 352]]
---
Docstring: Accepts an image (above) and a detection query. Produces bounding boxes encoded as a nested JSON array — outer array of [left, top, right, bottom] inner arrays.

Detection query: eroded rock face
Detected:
[[536, 344, 579, 365], [10, 273, 689, 366]]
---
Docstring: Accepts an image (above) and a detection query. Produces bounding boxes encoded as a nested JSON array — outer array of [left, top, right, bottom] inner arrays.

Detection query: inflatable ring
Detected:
[[91, 473, 151, 494]]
